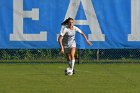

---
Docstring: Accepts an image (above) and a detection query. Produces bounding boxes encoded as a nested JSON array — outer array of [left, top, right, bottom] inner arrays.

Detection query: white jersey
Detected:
[[60, 26, 82, 48]]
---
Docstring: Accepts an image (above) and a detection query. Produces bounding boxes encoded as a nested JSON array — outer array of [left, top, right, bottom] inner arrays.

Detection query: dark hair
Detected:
[[61, 17, 74, 26]]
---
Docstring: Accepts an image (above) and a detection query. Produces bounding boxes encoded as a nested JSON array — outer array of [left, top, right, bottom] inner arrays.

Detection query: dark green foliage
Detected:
[[0, 49, 140, 62]]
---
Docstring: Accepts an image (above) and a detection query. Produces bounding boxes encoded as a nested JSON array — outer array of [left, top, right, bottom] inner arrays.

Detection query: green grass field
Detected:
[[0, 63, 140, 93]]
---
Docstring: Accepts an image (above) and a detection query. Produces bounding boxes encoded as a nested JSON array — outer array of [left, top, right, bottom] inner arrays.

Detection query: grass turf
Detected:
[[0, 63, 140, 93]]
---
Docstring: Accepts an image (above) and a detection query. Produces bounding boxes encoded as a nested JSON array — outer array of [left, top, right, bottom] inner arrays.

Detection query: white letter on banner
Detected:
[[128, 0, 140, 41], [10, 0, 47, 41], [60, 0, 105, 41]]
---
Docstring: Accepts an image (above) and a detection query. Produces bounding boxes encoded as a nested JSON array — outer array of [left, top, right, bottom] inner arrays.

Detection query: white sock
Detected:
[[71, 59, 75, 71]]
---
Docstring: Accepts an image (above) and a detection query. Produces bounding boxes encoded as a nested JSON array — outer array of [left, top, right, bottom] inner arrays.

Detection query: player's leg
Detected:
[[71, 47, 76, 72], [66, 53, 71, 68], [65, 48, 72, 68]]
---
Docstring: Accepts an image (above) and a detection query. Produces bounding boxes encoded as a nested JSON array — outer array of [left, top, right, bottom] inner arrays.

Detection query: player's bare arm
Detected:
[[58, 35, 64, 54], [81, 32, 92, 46]]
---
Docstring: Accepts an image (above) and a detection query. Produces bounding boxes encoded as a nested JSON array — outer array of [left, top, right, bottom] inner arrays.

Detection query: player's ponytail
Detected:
[[61, 17, 74, 26]]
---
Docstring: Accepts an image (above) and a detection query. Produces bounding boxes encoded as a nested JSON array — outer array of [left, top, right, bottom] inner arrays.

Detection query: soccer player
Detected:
[[58, 17, 92, 74]]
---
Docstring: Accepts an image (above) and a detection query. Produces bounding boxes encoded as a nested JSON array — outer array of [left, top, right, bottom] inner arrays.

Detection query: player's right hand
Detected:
[[60, 48, 64, 54]]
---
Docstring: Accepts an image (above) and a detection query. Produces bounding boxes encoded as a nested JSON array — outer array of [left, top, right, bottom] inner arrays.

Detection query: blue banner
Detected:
[[0, 0, 139, 49]]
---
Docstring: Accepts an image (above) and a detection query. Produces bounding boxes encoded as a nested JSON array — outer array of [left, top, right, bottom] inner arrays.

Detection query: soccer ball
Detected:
[[64, 68, 73, 75]]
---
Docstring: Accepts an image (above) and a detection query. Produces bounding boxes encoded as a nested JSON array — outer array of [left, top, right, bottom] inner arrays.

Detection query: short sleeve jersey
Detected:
[[60, 26, 82, 48]]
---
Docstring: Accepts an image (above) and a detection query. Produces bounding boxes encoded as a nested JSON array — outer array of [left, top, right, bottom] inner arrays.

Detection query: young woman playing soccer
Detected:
[[58, 17, 92, 75]]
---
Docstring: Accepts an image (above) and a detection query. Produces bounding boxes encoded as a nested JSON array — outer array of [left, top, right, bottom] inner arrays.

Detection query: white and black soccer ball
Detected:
[[64, 68, 73, 75]]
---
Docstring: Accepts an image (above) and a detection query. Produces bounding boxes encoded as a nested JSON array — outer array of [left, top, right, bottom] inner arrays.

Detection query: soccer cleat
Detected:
[[73, 69, 75, 74]]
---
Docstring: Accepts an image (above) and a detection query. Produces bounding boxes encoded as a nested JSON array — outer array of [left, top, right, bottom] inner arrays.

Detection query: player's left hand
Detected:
[[86, 40, 92, 46]]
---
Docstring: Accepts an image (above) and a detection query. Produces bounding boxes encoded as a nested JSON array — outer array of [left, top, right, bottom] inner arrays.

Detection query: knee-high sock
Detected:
[[71, 59, 75, 71]]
